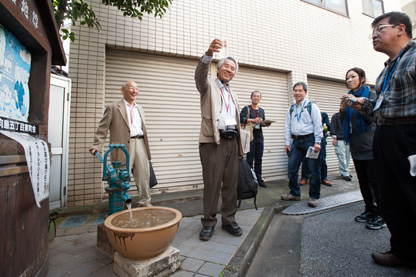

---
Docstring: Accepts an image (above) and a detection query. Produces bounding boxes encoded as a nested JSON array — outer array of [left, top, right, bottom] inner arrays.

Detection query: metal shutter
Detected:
[[231, 68, 289, 180], [105, 50, 289, 190], [307, 77, 350, 174]]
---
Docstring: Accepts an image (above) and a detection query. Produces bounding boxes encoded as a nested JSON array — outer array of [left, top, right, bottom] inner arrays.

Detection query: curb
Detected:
[[222, 204, 288, 277]]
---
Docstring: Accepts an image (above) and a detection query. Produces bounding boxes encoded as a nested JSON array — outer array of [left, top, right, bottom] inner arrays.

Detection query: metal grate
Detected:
[[58, 214, 89, 228], [282, 190, 363, 215]]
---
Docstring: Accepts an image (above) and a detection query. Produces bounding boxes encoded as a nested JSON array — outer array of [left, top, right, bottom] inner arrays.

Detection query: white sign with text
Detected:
[[1, 130, 49, 207]]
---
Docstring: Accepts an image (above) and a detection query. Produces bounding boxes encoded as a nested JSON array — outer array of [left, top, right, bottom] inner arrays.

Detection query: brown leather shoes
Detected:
[[372, 251, 416, 268], [299, 179, 307, 185], [281, 193, 301, 201], [321, 180, 332, 186]]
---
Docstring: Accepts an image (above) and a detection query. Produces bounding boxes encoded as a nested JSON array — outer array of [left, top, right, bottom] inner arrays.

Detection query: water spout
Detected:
[[121, 193, 132, 205]]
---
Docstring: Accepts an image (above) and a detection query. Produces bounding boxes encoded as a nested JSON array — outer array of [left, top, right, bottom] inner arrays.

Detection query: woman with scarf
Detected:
[[340, 67, 386, 230]]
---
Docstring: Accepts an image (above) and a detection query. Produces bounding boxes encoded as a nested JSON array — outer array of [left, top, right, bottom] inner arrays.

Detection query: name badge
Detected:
[[225, 117, 237, 126], [373, 95, 383, 111], [255, 124, 261, 129]]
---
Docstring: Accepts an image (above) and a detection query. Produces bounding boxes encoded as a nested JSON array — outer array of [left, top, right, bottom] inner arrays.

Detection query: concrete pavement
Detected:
[[48, 172, 416, 276], [247, 202, 416, 276]]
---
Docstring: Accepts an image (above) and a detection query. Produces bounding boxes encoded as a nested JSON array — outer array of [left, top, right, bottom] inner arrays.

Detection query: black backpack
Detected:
[[289, 101, 313, 117], [237, 159, 259, 210]]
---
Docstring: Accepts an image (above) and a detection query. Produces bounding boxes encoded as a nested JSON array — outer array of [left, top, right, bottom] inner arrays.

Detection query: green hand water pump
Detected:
[[95, 144, 131, 215]]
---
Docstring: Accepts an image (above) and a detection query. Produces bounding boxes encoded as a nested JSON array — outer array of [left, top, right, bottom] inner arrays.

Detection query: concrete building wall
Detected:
[[402, 1, 416, 39], [67, 0, 401, 206]]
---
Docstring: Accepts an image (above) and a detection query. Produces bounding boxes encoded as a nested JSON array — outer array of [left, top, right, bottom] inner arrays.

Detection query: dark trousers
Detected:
[[246, 139, 264, 183], [373, 124, 416, 261], [288, 136, 321, 199], [352, 159, 380, 215], [301, 138, 328, 180], [199, 137, 239, 227]]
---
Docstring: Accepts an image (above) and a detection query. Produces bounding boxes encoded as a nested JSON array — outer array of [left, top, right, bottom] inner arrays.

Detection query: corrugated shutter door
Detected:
[[232, 68, 289, 180], [307, 77, 350, 174], [106, 50, 202, 189], [105, 50, 289, 190]]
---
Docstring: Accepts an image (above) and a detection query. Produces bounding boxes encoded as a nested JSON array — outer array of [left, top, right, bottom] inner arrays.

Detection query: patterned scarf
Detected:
[[343, 85, 371, 144]]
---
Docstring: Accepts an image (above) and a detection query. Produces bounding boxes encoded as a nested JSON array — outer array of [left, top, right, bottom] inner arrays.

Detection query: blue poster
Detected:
[[0, 24, 31, 122]]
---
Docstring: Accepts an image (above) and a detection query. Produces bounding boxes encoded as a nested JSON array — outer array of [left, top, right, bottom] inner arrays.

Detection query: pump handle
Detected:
[[94, 152, 111, 173]]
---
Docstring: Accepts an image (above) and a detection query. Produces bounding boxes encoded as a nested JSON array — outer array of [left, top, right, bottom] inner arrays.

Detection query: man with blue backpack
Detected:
[[282, 82, 323, 208]]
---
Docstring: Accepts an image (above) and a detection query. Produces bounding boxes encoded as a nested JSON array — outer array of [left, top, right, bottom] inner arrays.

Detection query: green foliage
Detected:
[[52, 0, 100, 42], [101, 0, 173, 20], [61, 28, 75, 42], [52, 0, 172, 41]]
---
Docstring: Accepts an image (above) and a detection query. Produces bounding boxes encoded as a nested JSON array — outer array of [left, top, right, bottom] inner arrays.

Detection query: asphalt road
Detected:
[[247, 202, 416, 277]]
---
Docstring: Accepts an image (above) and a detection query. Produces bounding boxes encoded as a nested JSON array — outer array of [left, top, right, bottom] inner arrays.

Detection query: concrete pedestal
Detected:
[[114, 246, 181, 277], [97, 223, 115, 258]]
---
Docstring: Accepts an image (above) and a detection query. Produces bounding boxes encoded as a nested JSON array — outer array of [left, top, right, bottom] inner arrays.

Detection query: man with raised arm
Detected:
[[194, 39, 244, 241]]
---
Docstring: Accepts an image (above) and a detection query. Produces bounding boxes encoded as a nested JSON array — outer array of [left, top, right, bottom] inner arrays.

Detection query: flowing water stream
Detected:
[[126, 203, 132, 219]]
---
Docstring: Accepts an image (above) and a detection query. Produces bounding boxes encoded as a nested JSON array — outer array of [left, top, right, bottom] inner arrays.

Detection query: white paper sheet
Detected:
[[1, 130, 49, 207]]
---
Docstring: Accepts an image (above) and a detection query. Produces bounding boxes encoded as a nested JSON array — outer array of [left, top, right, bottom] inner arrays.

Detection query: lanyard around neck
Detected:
[[250, 105, 259, 118], [295, 100, 307, 123], [381, 48, 404, 94], [220, 86, 231, 114]]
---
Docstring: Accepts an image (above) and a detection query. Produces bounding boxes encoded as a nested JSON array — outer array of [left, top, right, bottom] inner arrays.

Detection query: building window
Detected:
[[303, 0, 348, 16], [362, 0, 384, 18]]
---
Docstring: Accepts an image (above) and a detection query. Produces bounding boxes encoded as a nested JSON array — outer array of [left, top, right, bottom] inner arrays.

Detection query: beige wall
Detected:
[[402, 1, 416, 39], [67, 0, 401, 206]]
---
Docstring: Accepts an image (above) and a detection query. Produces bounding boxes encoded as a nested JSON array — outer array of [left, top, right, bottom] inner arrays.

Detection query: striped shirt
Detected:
[[365, 40, 416, 119]]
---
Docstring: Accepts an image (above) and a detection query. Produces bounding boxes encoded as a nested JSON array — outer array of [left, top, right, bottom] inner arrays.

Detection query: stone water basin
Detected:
[[104, 207, 182, 259]]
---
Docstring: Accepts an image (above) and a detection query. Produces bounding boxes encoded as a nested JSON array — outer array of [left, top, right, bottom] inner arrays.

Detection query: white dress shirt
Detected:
[[124, 99, 143, 137], [284, 99, 323, 145]]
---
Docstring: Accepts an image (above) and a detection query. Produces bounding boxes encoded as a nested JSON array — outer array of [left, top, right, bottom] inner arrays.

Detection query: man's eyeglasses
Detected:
[[370, 24, 396, 37]]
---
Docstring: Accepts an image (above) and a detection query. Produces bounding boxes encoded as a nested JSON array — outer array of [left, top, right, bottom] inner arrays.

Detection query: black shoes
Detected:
[[259, 180, 267, 188], [222, 222, 243, 236], [342, 175, 352, 181], [199, 226, 214, 241], [355, 210, 375, 223], [355, 211, 387, 230], [201, 222, 243, 240], [365, 215, 387, 230]]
